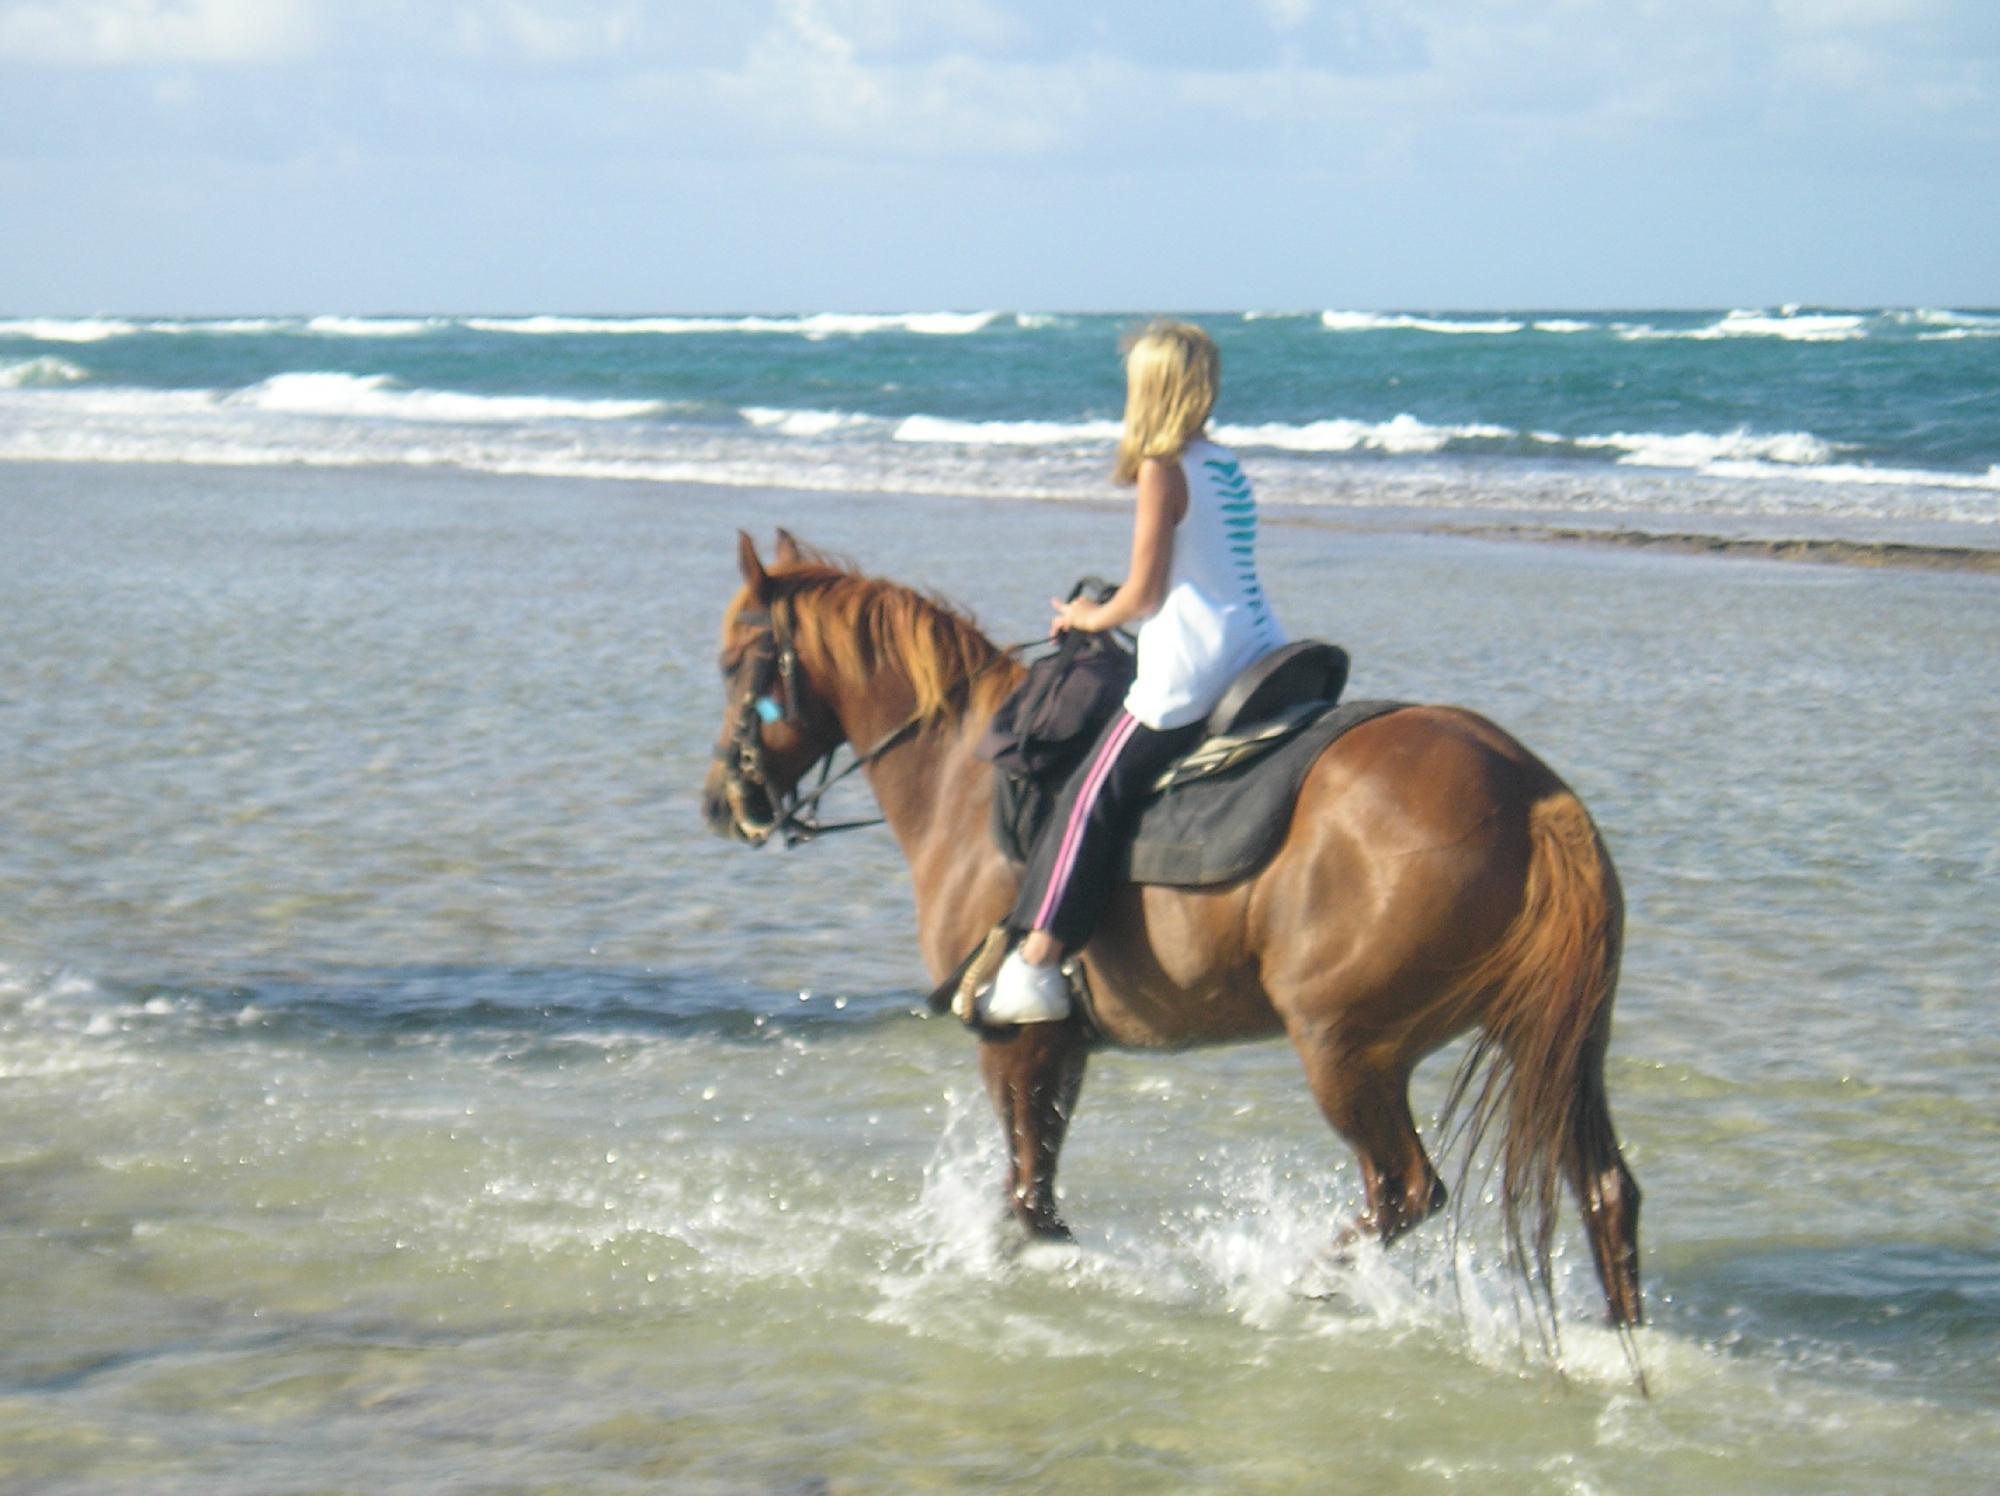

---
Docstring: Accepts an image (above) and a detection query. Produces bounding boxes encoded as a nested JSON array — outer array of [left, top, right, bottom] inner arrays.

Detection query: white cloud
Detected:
[[1258, 0, 1316, 32], [696, 5, 1098, 158], [3, 0, 1990, 167], [1772, 0, 1944, 32], [0, 0, 320, 64], [446, 2, 645, 64]]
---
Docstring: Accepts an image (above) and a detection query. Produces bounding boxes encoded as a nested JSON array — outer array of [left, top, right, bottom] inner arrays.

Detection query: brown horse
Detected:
[[701, 531, 1643, 1330]]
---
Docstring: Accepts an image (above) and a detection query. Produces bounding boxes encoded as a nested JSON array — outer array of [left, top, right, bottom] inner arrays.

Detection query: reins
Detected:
[[718, 591, 1037, 849]]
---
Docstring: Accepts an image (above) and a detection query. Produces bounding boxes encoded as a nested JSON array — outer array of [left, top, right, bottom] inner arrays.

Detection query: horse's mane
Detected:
[[770, 545, 1024, 723]]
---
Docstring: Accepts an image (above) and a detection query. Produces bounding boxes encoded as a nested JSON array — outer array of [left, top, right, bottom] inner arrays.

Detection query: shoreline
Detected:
[[1428, 522, 2000, 573], [10, 455, 1998, 575]]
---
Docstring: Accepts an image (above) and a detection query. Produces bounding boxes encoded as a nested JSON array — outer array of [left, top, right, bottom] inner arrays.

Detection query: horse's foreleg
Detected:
[[977, 1021, 1090, 1240], [1295, 1042, 1446, 1249]]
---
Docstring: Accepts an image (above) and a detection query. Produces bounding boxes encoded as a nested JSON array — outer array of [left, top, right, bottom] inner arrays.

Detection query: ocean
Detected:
[[3, 307, 1999, 542], [2, 312, 1998, 1490]]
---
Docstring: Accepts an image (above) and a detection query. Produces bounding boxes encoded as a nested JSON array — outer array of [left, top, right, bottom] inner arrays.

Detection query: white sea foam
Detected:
[[1217, 414, 1516, 454], [148, 318, 296, 335], [794, 311, 1000, 337], [466, 315, 742, 336], [1703, 459, 2000, 492], [1904, 308, 2000, 330], [4, 381, 1994, 527], [305, 315, 443, 338], [1321, 311, 1527, 335], [1, 315, 450, 340], [1532, 319, 1596, 334], [739, 406, 873, 438], [892, 414, 1122, 445], [1012, 313, 1071, 330], [0, 356, 87, 388], [1618, 310, 1869, 343], [0, 316, 141, 342], [465, 311, 1001, 338], [893, 412, 1520, 454], [229, 371, 662, 422], [3, 385, 218, 416], [1570, 428, 1838, 469]]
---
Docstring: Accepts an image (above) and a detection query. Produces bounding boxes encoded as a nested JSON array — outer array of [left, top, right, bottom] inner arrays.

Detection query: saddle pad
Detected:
[[1120, 699, 1410, 887]]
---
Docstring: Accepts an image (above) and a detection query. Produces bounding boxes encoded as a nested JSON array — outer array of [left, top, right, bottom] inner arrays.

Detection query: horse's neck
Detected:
[[819, 646, 1014, 972], [826, 672, 989, 851]]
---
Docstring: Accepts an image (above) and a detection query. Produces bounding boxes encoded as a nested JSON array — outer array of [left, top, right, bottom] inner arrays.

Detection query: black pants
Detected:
[[1009, 710, 1203, 950]]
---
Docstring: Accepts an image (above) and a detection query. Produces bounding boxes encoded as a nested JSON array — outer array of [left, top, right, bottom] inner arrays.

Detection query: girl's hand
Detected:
[[1049, 596, 1094, 636]]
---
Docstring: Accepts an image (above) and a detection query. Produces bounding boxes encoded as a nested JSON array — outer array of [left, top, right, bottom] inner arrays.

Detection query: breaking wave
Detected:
[[1566, 428, 1840, 469], [1617, 310, 1870, 343], [892, 414, 1122, 446], [0, 317, 140, 342], [0, 356, 87, 389], [465, 311, 1003, 338], [1321, 311, 1527, 335], [229, 372, 664, 422]]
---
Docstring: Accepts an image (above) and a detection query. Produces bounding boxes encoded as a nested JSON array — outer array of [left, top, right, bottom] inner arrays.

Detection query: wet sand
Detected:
[[1437, 523, 2000, 573]]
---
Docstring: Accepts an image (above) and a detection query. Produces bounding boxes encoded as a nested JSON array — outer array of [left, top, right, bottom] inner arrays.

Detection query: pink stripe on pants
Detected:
[[1032, 710, 1141, 932]]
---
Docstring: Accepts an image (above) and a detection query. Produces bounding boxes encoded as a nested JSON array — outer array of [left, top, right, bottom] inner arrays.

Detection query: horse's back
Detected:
[[1084, 705, 1587, 1053]]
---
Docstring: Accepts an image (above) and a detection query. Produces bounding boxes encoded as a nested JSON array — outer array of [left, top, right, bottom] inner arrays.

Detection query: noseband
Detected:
[[716, 597, 805, 843], [714, 595, 905, 848]]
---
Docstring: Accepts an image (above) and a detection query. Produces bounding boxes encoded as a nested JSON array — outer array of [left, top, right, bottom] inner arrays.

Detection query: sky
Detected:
[[1, 0, 1995, 314]]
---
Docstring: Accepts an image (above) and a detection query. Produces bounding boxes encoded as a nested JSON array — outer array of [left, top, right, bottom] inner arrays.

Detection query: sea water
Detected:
[[3, 307, 1998, 540], [1, 456, 1995, 1491]]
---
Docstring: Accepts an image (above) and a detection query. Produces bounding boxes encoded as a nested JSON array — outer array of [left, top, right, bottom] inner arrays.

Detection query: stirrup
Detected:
[[951, 925, 1014, 1024]]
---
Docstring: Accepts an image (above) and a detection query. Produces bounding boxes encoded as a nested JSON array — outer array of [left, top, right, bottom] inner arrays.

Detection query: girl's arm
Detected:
[[1053, 456, 1187, 634]]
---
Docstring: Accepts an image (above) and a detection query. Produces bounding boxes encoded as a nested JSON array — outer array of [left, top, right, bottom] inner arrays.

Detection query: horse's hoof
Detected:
[[998, 1215, 1077, 1263]]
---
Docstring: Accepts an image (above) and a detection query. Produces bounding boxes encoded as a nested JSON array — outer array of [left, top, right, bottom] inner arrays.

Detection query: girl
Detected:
[[983, 320, 1285, 1023]]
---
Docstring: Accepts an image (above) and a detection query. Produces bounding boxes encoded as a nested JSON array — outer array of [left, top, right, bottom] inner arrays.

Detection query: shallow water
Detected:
[[2, 461, 1997, 1492]]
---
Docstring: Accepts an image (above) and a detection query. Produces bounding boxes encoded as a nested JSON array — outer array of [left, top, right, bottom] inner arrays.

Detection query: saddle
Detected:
[[986, 639, 1409, 888]]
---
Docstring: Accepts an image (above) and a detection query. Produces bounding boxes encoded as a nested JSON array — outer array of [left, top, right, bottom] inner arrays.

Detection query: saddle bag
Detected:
[[977, 625, 1136, 864]]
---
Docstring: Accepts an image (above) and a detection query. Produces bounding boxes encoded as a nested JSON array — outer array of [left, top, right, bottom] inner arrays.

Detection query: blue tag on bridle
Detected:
[[755, 696, 784, 724]]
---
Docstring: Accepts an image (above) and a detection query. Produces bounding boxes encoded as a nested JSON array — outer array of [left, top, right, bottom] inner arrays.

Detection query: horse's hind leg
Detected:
[[1295, 1041, 1446, 1248], [1567, 1055, 1644, 1327], [978, 1021, 1090, 1240]]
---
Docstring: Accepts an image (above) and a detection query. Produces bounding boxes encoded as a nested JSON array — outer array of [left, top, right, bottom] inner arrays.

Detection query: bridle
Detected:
[[714, 594, 848, 847], [714, 591, 1033, 849]]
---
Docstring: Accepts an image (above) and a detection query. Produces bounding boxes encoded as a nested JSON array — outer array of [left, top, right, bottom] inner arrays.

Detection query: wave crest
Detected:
[[0, 317, 139, 343], [466, 311, 1001, 338], [740, 406, 874, 438], [0, 355, 88, 388], [229, 372, 662, 423], [1569, 428, 1838, 468], [304, 315, 444, 338], [892, 414, 1121, 445], [1218, 414, 1516, 454], [1618, 310, 1869, 344], [1321, 311, 1527, 335]]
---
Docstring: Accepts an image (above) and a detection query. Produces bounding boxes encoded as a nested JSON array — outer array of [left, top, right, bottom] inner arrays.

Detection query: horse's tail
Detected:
[[1440, 788, 1626, 1326]]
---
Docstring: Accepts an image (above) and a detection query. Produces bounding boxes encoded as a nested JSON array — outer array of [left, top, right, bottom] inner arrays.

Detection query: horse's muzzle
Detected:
[[701, 762, 775, 844]]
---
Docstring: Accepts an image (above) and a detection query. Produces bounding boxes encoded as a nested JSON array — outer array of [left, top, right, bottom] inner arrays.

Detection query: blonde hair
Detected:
[[1114, 319, 1220, 484]]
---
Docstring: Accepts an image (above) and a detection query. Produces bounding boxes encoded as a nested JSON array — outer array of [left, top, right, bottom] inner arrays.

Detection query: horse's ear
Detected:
[[736, 530, 772, 603], [773, 528, 803, 567]]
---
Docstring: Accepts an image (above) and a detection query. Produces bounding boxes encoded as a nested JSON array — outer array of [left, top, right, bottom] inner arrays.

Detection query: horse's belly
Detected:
[[1082, 901, 1284, 1049], [1084, 982, 1288, 1049]]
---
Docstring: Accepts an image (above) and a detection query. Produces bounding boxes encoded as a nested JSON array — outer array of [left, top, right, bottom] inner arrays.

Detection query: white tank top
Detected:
[[1124, 438, 1285, 729]]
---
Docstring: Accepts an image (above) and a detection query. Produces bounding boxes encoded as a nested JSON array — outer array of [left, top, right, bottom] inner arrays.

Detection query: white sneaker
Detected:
[[977, 950, 1072, 1025]]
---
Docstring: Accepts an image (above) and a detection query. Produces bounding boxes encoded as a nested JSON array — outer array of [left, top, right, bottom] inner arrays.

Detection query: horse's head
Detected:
[[701, 530, 846, 844]]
